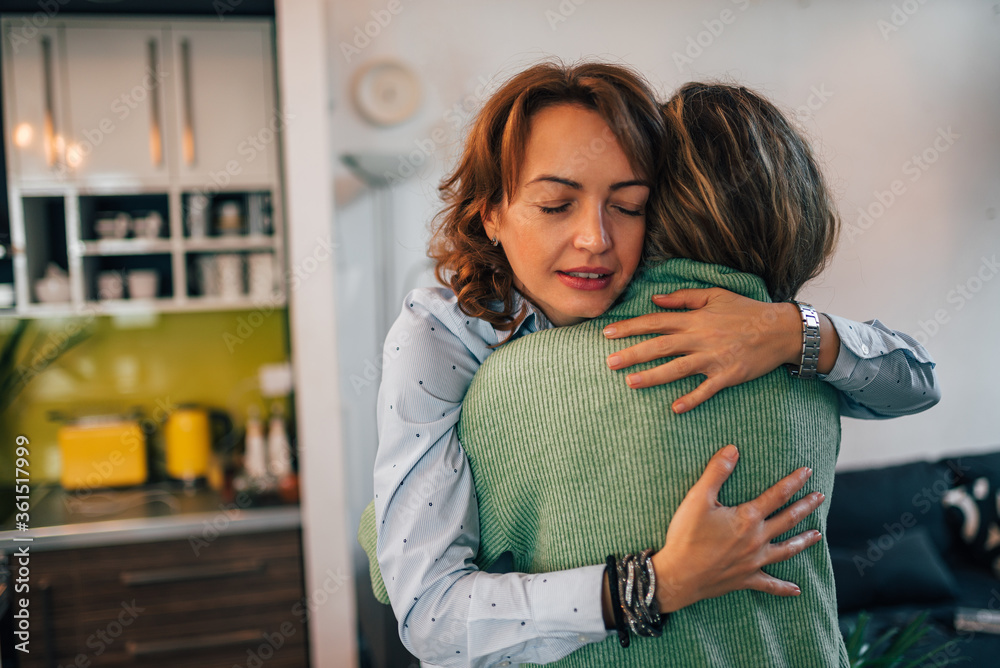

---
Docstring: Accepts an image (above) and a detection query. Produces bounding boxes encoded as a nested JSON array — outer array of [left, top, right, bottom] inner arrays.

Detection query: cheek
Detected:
[[620, 222, 646, 270]]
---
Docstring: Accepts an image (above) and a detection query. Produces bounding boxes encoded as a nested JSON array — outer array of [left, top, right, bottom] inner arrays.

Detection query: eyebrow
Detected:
[[525, 175, 649, 191]]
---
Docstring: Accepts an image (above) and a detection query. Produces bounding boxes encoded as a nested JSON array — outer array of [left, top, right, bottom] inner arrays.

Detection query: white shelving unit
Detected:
[[2, 16, 285, 317]]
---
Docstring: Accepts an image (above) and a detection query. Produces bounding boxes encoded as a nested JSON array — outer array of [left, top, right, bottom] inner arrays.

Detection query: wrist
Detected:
[[777, 302, 803, 366], [651, 551, 687, 614], [601, 570, 614, 630]]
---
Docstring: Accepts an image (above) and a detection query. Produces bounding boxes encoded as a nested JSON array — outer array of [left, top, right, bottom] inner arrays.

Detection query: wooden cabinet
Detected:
[[3, 18, 279, 189], [1, 17, 285, 316], [16, 530, 309, 668], [1, 24, 71, 186], [62, 24, 172, 189], [169, 23, 278, 189]]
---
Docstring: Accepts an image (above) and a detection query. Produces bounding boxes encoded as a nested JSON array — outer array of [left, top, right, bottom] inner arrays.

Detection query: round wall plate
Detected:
[[352, 59, 422, 126]]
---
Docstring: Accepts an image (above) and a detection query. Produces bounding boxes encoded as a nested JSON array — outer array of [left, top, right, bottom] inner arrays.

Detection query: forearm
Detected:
[[818, 314, 940, 418], [384, 547, 610, 666], [779, 306, 940, 417], [376, 436, 610, 664]]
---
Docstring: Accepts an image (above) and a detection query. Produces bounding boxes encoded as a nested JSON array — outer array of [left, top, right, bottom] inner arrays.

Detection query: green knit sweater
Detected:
[[359, 258, 848, 667]]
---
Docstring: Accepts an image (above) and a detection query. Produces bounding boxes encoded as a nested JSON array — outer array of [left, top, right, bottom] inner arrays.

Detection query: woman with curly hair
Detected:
[[361, 62, 938, 666]]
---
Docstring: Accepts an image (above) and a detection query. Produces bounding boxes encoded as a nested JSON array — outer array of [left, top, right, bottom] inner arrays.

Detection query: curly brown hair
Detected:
[[647, 82, 840, 302], [429, 60, 665, 331]]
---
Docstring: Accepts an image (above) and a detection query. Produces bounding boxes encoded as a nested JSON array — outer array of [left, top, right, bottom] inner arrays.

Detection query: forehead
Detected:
[[519, 104, 637, 182]]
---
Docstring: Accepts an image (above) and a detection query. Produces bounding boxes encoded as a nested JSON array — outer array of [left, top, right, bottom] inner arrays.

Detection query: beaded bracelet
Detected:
[[606, 550, 667, 648]]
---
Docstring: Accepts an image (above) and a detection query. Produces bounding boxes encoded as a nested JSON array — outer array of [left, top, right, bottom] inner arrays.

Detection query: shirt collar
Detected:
[[496, 290, 552, 344]]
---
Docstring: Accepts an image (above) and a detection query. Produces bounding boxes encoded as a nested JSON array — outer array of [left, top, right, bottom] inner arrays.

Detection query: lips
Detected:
[[556, 266, 614, 291]]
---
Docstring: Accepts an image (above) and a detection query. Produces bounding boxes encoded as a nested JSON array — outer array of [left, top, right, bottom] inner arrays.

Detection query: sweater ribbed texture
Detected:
[[457, 258, 848, 668]]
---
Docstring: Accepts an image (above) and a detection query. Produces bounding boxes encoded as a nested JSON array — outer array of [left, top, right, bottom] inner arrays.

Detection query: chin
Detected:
[[568, 298, 615, 321]]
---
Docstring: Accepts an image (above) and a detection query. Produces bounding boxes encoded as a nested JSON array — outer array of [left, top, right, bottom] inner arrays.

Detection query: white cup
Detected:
[[132, 211, 163, 239], [216, 254, 244, 301], [197, 255, 219, 297], [247, 253, 275, 300], [128, 269, 159, 299], [95, 212, 130, 240], [188, 195, 210, 238], [97, 271, 124, 300]]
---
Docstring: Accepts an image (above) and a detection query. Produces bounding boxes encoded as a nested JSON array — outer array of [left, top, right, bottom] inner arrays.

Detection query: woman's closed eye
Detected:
[[537, 202, 645, 216], [539, 203, 571, 215], [613, 204, 644, 217]]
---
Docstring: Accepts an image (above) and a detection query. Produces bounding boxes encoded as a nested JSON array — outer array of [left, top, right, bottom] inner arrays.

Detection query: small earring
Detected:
[[491, 236, 500, 247]]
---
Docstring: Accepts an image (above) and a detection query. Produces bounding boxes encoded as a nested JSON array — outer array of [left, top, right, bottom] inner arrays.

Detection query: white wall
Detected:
[[328, 0, 1000, 563]]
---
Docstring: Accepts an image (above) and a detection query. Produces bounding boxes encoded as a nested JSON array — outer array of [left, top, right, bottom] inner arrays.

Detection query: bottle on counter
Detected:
[[267, 401, 291, 479], [243, 405, 268, 482]]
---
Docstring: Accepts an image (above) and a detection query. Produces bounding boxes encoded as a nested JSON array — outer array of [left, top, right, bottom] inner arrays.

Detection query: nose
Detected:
[[573, 203, 612, 255]]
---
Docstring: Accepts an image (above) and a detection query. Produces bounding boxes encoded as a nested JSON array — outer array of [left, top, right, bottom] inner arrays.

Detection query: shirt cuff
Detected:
[[529, 564, 612, 641], [816, 338, 859, 385]]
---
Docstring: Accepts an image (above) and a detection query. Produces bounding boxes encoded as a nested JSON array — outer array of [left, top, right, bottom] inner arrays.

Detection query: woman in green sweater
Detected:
[[456, 82, 858, 666], [362, 63, 938, 667]]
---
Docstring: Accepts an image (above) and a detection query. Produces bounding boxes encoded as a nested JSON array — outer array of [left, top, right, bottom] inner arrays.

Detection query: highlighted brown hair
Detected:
[[429, 61, 665, 331], [648, 82, 840, 302]]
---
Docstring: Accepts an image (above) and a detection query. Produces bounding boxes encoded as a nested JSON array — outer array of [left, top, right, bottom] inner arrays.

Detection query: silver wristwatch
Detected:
[[787, 301, 821, 379]]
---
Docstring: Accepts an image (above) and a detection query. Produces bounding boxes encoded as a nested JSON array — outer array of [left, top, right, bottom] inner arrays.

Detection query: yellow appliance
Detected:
[[164, 405, 232, 483], [58, 419, 147, 490]]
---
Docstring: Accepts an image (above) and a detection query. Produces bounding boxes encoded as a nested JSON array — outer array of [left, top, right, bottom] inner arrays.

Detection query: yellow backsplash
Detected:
[[1, 309, 290, 484]]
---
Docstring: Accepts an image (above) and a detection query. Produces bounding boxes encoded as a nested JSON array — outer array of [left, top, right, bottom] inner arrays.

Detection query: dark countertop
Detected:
[[0, 484, 300, 552]]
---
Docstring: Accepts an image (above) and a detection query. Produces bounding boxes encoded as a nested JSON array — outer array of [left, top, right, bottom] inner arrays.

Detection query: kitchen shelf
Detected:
[[78, 239, 176, 256], [183, 237, 276, 252]]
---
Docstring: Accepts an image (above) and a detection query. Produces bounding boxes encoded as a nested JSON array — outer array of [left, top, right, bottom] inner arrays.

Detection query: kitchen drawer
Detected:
[[16, 530, 309, 668]]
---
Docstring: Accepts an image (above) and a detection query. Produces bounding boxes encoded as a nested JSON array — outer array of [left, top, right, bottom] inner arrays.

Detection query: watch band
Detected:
[[787, 301, 821, 379]]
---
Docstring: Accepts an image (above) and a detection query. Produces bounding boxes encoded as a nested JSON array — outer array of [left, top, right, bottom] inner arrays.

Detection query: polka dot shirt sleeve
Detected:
[[818, 314, 941, 419], [373, 288, 611, 667]]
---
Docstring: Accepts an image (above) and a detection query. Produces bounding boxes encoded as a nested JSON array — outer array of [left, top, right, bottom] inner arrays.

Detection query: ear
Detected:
[[481, 204, 499, 242]]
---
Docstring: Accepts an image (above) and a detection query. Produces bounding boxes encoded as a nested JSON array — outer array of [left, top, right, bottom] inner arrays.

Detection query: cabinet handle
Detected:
[[147, 39, 163, 167], [41, 35, 57, 168], [120, 558, 265, 586], [180, 38, 196, 167], [126, 628, 263, 657]]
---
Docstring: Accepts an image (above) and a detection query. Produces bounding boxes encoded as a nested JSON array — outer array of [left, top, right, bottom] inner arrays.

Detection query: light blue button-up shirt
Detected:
[[372, 287, 940, 668]]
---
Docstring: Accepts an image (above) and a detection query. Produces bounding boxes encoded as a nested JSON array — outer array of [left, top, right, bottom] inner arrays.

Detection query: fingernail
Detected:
[[607, 354, 621, 369], [817, 493, 826, 502], [803, 467, 813, 478], [723, 444, 738, 461], [813, 530, 822, 539], [672, 401, 686, 413], [603, 325, 617, 337], [792, 585, 801, 595], [626, 373, 641, 387]]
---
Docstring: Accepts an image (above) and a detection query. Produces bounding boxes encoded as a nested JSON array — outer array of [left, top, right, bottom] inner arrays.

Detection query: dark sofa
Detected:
[[827, 448, 1000, 665]]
